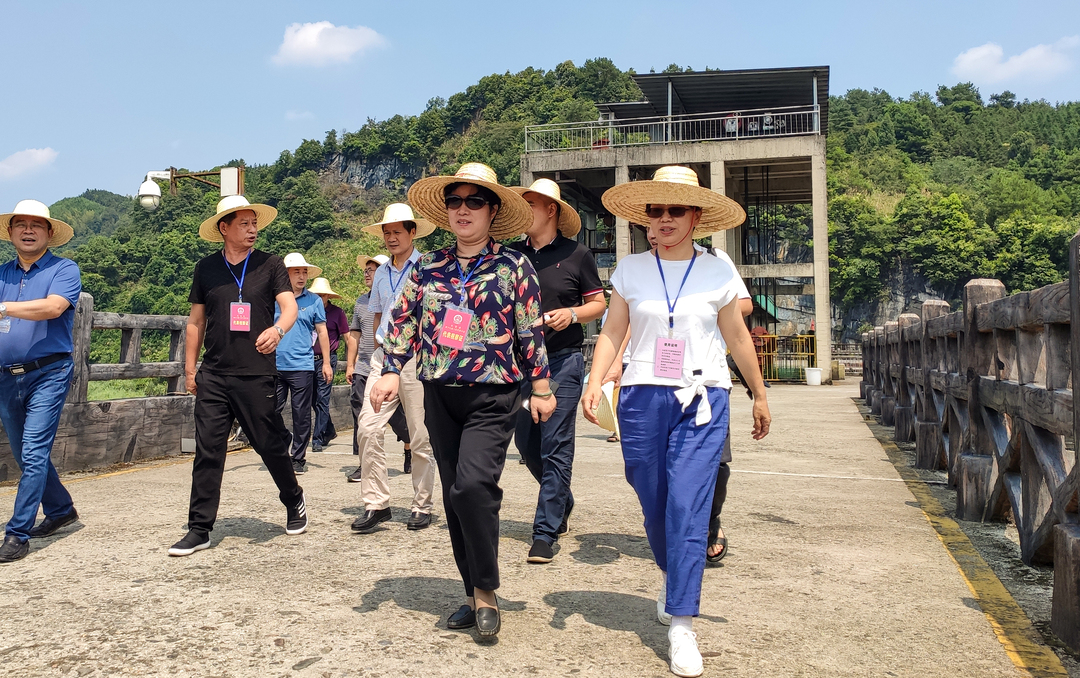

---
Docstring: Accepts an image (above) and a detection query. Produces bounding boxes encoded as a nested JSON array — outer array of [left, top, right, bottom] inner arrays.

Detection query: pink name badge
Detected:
[[230, 302, 252, 332], [654, 337, 686, 379], [437, 307, 474, 350]]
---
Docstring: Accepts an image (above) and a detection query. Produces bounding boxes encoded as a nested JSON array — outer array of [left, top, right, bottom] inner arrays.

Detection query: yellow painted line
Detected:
[[871, 429, 1068, 678], [0, 448, 252, 498]]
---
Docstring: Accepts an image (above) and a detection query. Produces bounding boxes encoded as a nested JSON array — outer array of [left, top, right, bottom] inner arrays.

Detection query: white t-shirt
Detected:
[[610, 251, 741, 390]]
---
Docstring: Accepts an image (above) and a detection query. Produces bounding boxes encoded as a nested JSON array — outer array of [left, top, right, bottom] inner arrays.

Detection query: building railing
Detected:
[[524, 105, 820, 153], [859, 234, 1080, 650]]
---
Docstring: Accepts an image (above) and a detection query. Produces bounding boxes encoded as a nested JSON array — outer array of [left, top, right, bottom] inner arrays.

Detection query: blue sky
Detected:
[[1, 0, 1078, 209]]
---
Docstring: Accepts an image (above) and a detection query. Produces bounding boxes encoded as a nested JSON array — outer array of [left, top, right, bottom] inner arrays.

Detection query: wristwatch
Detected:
[[0, 303, 7, 318], [570, 308, 578, 323], [274, 325, 285, 337]]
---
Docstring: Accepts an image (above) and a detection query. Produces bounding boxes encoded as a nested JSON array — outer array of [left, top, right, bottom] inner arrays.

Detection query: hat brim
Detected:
[[407, 176, 532, 241], [285, 263, 323, 278], [362, 217, 437, 239], [309, 285, 341, 298], [0, 213, 75, 247], [198, 204, 278, 242], [356, 254, 386, 269], [510, 187, 582, 238], [601, 181, 745, 235]]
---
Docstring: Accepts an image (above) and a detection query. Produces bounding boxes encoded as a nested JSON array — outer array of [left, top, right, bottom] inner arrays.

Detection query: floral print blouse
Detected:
[[382, 240, 551, 385]]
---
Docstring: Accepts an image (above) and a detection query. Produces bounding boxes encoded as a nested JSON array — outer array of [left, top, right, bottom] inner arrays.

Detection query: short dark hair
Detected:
[[403, 220, 417, 234], [444, 182, 501, 209], [217, 211, 240, 234]]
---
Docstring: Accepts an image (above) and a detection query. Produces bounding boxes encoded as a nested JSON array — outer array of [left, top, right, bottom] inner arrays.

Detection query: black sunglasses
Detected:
[[445, 195, 491, 210], [645, 205, 697, 219]]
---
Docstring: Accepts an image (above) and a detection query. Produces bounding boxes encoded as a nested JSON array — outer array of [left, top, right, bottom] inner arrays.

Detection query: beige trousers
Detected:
[[358, 349, 435, 513]]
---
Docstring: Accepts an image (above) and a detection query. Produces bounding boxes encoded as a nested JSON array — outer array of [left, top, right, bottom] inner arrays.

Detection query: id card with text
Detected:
[[437, 307, 474, 350], [654, 337, 686, 379], [230, 302, 252, 332]]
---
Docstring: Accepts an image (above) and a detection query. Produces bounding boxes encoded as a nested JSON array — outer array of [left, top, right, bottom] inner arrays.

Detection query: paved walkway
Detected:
[[0, 385, 1042, 677]]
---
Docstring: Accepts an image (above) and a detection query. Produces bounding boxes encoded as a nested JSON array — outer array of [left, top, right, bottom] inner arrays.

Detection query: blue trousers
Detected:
[[515, 350, 584, 544], [0, 358, 75, 542], [312, 353, 338, 446], [618, 384, 729, 617]]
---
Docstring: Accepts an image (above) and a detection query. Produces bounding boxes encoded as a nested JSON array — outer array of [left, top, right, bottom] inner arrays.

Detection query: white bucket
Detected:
[[805, 367, 822, 386]]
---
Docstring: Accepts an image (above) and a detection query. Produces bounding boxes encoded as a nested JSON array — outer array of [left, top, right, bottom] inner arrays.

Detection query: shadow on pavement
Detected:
[[209, 517, 291, 544], [29, 523, 84, 553], [544, 590, 669, 661], [568, 532, 654, 565], [499, 518, 534, 545], [353, 576, 527, 626]]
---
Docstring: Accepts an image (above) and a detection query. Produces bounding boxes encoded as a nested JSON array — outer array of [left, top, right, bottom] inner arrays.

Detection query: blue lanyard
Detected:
[[389, 259, 414, 295], [654, 248, 697, 332], [223, 250, 252, 302], [453, 244, 491, 306]]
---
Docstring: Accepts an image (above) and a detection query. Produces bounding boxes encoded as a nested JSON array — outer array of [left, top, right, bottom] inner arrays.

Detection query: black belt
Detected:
[[2, 352, 70, 376]]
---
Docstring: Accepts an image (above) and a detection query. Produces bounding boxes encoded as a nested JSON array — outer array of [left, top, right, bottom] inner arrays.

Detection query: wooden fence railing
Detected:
[[860, 241, 1080, 649]]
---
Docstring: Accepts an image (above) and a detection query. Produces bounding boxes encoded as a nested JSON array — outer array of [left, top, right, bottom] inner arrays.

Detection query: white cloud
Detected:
[[285, 110, 314, 121], [0, 148, 58, 182], [272, 21, 386, 66], [953, 36, 1079, 83]]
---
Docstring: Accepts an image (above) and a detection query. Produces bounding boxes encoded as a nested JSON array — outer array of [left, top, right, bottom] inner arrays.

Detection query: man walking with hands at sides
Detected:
[[170, 196, 308, 557], [508, 179, 606, 564], [275, 253, 333, 475], [0, 201, 82, 563], [310, 277, 349, 452], [352, 203, 437, 532]]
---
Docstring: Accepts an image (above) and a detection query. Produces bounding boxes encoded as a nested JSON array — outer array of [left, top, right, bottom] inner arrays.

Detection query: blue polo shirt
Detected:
[[0, 250, 82, 366], [274, 289, 325, 371]]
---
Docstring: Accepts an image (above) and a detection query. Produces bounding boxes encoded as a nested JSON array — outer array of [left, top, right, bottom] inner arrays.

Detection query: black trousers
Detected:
[[349, 373, 410, 456], [189, 371, 302, 536], [312, 354, 338, 446], [423, 381, 520, 597], [276, 370, 314, 463]]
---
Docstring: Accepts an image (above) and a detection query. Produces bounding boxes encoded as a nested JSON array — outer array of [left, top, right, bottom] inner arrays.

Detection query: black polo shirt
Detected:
[[189, 249, 292, 376], [509, 233, 604, 354]]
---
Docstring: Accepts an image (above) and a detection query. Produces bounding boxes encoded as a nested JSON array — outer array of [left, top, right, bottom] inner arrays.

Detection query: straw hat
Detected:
[[0, 200, 74, 247], [511, 178, 581, 238], [407, 162, 532, 240], [357, 253, 390, 268], [282, 252, 322, 277], [362, 203, 436, 238], [198, 195, 277, 242], [601, 165, 745, 235], [308, 277, 340, 298]]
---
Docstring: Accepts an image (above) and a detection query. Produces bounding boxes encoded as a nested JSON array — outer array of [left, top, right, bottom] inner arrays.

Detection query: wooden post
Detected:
[[120, 327, 142, 364], [893, 313, 919, 442], [1055, 230, 1080, 650], [68, 292, 93, 404], [916, 300, 950, 469], [880, 321, 898, 427], [166, 326, 187, 395]]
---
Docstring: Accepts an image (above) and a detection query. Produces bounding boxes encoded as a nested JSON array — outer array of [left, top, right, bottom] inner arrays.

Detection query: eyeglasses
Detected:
[[445, 195, 491, 210], [645, 205, 697, 219]]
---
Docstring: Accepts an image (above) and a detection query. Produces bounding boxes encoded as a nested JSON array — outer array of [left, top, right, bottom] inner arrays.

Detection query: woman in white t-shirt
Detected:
[[583, 166, 771, 678]]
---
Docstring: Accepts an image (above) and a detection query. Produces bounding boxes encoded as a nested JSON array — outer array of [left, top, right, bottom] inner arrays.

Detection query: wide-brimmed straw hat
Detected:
[[198, 195, 277, 242], [407, 162, 532, 240], [362, 203, 436, 238], [511, 178, 581, 238], [308, 277, 340, 298], [601, 165, 745, 235], [0, 200, 74, 247], [357, 253, 390, 269], [282, 252, 322, 277]]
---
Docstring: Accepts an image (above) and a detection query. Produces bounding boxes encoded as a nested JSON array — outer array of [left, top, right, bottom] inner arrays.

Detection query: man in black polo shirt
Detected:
[[169, 196, 308, 557], [509, 179, 606, 564]]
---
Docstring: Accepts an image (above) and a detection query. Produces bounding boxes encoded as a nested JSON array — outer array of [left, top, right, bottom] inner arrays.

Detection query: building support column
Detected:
[[811, 142, 832, 381], [615, 163, 631, 262], [709, 161, 728, 253]]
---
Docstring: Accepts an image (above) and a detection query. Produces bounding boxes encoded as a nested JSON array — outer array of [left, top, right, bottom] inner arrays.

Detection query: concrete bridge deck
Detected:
[[0, 384, 1066, 677]]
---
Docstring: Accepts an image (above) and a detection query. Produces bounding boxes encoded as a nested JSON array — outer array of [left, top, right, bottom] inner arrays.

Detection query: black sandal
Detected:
[[706, 515, 727, 564]]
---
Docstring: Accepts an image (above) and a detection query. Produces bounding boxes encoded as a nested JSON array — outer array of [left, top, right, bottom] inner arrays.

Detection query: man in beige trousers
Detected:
[[351, 204, 437, 532]]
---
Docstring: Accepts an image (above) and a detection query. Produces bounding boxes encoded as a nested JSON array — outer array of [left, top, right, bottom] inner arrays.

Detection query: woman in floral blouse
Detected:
[[369, 163, 555, 638]]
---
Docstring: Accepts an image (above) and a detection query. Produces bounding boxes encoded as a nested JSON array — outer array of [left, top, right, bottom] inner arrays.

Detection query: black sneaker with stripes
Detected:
[[286, 493, 308, 535]]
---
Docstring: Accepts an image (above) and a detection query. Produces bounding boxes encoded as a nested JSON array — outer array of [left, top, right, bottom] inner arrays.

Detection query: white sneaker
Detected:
[[657, 579, 672, 625], [668, 625, 704, 677]]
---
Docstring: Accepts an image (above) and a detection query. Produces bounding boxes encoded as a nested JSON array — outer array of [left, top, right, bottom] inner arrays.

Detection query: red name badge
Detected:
[[654, 336, 686, 379], [230, 302, 252, 332], [437, 307, 474, 350]]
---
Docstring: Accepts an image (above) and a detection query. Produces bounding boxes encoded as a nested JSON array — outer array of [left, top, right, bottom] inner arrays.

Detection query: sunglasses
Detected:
[[445, 195, 491, 210], [645, 205, 698, 219]]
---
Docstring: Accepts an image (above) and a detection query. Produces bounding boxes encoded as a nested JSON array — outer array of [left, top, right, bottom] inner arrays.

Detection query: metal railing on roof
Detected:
[[524, 105, 820, 153]]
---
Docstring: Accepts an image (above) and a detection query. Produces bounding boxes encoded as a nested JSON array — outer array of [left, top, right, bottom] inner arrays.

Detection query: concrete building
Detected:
[[520, 66, 832, 376]]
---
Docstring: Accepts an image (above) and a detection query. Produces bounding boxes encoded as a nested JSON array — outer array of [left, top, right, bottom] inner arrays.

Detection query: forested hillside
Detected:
[[27, 59, 1080, 363]]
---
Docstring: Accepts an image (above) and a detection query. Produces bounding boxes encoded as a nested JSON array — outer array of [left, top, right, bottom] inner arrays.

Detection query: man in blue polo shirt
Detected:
[[0, 200, 82, 563], [275, 253, 333, 475]]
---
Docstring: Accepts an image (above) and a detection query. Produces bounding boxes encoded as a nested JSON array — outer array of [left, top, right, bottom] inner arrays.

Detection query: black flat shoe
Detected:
[[29, 508, 79, 538], [475, 605, 501, 637], [351, 508, 392, 532], [447, 604, 475, 630], [0, 535, 28, 563], [406, 511, 431, 530]]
